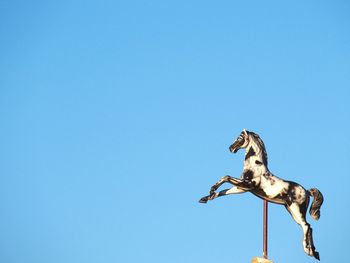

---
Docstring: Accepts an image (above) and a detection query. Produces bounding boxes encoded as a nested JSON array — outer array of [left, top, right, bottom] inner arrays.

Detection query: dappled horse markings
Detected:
[[199, 129, 324, 260]]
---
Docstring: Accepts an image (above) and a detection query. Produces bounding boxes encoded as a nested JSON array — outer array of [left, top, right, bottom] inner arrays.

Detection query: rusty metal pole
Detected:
[[252, 200, 272, 263], [263, 200, 268, 259]]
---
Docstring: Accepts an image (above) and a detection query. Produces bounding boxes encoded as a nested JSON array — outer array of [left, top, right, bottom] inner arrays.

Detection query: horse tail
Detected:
[[308, 188, 324, 221]]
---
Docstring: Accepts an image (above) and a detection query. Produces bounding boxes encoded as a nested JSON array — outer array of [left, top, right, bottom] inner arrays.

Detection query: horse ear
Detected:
[[243, 128, 248, 136]]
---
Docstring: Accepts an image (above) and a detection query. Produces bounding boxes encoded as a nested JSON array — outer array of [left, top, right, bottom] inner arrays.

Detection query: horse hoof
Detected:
[[199, 197, 208, 203], [314, 251, 320, 261]]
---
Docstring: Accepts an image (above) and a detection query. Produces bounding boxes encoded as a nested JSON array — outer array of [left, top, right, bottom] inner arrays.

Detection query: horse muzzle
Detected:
[[229, 141, 241, 153]]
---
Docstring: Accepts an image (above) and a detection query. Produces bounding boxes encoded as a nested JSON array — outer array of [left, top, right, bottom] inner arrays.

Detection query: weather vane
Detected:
[[199, 129, 323, 262]]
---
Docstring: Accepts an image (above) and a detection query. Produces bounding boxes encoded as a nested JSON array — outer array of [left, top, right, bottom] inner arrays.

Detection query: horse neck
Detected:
[[243, 140, 268, 170]]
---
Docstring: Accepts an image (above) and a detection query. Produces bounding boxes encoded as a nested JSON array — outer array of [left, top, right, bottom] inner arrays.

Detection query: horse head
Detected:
[[229, 129, 268, 166], [229, 129, 250, 153]]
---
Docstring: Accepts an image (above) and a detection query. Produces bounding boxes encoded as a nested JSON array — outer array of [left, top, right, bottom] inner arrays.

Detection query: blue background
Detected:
[[1, 1, 349, 262]]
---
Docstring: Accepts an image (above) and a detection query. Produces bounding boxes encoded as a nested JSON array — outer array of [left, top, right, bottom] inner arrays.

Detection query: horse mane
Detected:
[[249, 131, 268, 166]]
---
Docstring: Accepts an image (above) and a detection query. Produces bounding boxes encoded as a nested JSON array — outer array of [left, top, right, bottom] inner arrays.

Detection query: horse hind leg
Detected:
[[285, 202, 320, 260]]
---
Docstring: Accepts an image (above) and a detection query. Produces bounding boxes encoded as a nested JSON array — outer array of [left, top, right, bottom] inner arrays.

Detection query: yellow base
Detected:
[[251, 257, 273, 263]]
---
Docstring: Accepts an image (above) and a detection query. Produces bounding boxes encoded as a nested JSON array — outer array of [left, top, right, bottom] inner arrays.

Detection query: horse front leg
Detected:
[[199, 175, 250, 203]]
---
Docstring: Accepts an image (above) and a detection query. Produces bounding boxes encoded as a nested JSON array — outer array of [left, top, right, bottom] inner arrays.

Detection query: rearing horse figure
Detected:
[[199, 129, 324, 260]]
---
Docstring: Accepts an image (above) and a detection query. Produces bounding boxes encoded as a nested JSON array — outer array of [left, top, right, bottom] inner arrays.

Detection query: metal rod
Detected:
[[263, 200, 268, 259]]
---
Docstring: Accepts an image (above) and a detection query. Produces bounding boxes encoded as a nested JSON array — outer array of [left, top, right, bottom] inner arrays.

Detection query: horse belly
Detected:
[[259, 179, 289, 203]]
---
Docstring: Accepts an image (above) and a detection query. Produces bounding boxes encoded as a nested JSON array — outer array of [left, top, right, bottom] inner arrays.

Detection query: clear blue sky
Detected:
[[1, 1, 349, 262]]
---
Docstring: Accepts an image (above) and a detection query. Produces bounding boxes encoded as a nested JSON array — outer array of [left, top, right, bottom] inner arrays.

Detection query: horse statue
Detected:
[[199, 129, 324, 260]]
